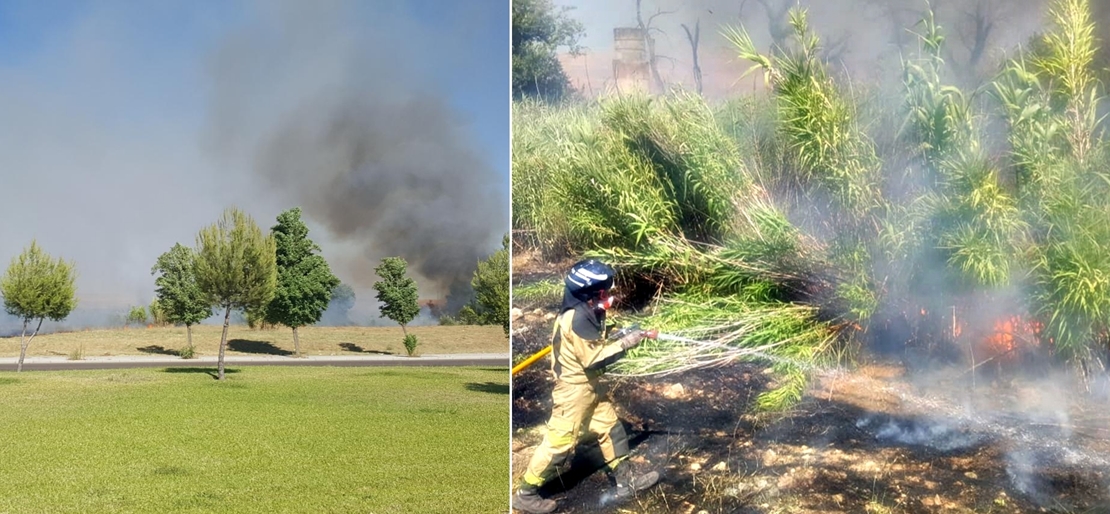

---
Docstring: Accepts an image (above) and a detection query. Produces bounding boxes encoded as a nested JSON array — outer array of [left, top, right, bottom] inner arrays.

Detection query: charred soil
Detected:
[[512, 251, 1110, 514]]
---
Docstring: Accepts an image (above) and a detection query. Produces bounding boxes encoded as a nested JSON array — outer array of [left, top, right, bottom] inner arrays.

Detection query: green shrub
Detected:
[[126, 306, 148, 326], [438, 315, 460, 326], [403, 334, 418, 357], [148, 299, 170, 326]]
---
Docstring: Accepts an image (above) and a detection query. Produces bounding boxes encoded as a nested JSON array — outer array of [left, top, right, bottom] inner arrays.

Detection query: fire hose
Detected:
[[511, 324, 819, 376], [511, 324, 657, 375], [511, 345, 552, 375]]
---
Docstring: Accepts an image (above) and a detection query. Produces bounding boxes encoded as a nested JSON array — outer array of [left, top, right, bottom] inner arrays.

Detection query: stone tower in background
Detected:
[[612, 28, 652, 94]]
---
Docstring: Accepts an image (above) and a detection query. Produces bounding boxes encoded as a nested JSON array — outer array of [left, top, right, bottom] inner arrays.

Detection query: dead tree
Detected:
[[821, 32, 851, 65], [946, 0, 1000, 86], [753, 0, 793, 52], [635, 0, 674, 93], [682, 20, 703, 94], [862, 0, 933, 52]]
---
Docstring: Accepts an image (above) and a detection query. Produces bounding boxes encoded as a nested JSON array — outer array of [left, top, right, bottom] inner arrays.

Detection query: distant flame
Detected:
[[980, 315, 1040, 362]]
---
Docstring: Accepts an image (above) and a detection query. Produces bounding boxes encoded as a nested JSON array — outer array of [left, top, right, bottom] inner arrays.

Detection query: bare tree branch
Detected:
[[944, 0, 1005, 86], [683, 20, 703, 94], [647, 8, 677, 27], [636, 0, 668, 93], [755, 0, 793, 51], [821, 31, 852, 65], [861, 0, 931, 51]]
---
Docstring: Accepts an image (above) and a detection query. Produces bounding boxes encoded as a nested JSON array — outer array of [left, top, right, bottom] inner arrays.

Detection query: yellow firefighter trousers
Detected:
[[522, 379, 630, 487]]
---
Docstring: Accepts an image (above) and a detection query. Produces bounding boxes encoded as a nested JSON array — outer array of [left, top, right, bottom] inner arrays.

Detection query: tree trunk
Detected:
[[400, 324, 408, 338], [16, 319, 27, 372], [16, 318, 44, 373], [635, 0, 666, 94], [187, 324, 193, 350], [292, 326, 301, 357], [218, 305, 231, 380], [683, 21, 702, 94]]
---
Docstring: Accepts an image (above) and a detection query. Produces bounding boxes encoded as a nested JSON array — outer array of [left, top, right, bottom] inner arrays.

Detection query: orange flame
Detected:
[[979, 315, 1041, 362]]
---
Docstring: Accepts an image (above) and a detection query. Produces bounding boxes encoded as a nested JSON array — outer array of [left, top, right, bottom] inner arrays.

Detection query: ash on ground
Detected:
[[512, 355, 1110, 513]]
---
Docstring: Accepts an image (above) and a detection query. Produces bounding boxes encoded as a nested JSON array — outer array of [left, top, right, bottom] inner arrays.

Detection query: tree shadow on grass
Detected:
[[162, 367, 241, 380], [465, 382, 510, 395], [137, 345, 180, 356], [227, 339, 292, 356], [338, 342, 392, 355]]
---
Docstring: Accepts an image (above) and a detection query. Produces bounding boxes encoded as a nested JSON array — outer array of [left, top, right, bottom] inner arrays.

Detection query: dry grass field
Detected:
[[0, 324, 507, 359]]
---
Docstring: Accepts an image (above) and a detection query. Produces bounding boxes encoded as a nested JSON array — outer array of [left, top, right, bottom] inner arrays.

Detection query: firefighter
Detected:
[[513, 259, 660, 514]]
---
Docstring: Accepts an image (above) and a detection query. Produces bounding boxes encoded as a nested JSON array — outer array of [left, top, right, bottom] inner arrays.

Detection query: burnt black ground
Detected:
[[513, 349, 1110, 513], [513, 363, 773, 513], [511, 251, 1110, 513]]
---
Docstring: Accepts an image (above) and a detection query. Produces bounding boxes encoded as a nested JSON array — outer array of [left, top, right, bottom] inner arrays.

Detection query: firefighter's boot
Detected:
[[610, 459, 659, 500], [512, 483, 556, 514]]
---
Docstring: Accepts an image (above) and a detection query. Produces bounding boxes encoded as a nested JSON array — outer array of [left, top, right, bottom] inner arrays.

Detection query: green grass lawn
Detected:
[[0, 366, 509, 513]]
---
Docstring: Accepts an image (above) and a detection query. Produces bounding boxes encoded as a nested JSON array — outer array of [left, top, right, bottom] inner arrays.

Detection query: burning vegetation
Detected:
[[512, 0, 1110, 511], [513, 0, 1110, 413]]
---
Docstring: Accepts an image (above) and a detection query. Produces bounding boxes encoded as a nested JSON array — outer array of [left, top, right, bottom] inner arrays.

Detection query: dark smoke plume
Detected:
[[251, 91, 497, 301], [203, 0, 506, 309]]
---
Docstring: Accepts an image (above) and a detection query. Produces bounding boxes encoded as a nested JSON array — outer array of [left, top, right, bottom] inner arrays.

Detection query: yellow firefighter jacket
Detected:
[[548, 307, 628, 384]]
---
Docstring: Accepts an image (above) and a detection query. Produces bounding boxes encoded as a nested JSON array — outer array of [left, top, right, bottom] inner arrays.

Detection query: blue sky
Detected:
[[0, 0, 509, 323]]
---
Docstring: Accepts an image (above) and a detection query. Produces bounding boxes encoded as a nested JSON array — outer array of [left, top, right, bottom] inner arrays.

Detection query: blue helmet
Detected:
[[565, 259, 615, 301]]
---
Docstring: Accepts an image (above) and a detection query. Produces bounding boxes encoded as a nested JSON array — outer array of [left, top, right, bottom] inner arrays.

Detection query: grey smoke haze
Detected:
[[0, 3, 252, 312], [555, 0, 1052, 96], [865, 368, 1110, 506], [0, 0, 507, 329]]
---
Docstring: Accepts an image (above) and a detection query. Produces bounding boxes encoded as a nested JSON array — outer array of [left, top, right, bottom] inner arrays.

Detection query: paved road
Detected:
[[1, 353, 510, 372]]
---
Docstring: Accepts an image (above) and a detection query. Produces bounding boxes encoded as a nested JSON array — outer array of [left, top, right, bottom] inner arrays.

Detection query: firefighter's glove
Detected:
[[618, 330, 644, 350]]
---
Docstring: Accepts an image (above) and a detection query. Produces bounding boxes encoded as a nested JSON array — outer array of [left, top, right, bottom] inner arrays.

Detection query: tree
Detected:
[[322, 282, 355, 325], [458, 234, 510, 336], [373, 257, 420, 349], [194, 208, 278, 380], [682, 20, 703, 94], [149, 298, 170, 326], [126, 306, 148, 326], [263, 207, 340, 356], [744, 0, 792, 51], [0, 241, 77, 372], [635, 0, 672, 94], [245, 306, 276, 330], [151, 243, 213, 353], [512, 0, 585, 101]]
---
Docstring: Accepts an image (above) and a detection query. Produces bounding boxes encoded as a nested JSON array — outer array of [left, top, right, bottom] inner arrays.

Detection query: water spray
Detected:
[[651, 332, 818, 370], [512, 322, 816, 376]]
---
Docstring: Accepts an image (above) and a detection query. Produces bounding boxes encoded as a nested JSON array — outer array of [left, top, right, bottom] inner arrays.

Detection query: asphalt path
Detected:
[[0, 353, 509, 372]]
